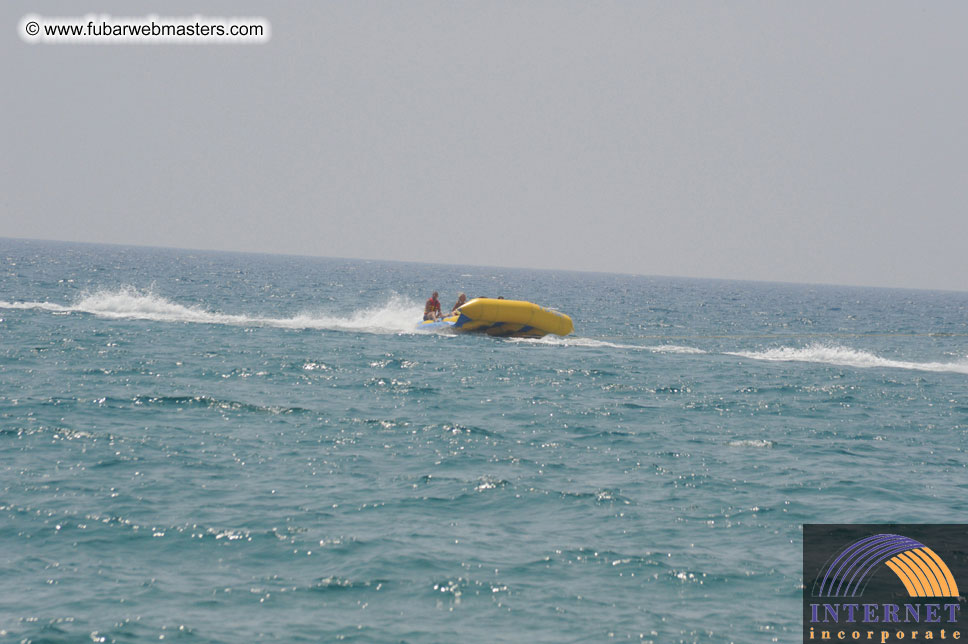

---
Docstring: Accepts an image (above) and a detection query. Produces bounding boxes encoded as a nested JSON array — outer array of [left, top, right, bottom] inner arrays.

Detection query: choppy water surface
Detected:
[[2, 239, 967, 642]]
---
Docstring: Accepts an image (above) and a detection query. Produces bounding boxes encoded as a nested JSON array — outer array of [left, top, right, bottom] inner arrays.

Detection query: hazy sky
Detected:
[[3, 1, 967, 290]]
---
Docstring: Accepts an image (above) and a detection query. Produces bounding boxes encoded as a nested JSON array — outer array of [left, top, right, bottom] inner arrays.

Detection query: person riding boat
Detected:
[[424, 291, 442, 321], [451, 293, 467, 315]]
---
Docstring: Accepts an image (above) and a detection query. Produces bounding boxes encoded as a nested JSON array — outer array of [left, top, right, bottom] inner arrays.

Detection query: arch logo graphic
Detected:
[[815, 533, 959, 599], [804, 525, 966, 643]]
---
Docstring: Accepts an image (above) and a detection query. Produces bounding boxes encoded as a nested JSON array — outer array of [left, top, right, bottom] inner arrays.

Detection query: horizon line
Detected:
[[3, 235, 965, 296]]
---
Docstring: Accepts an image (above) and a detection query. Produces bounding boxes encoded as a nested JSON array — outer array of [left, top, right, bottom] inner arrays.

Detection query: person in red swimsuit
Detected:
[[424, 291, 442, 321]]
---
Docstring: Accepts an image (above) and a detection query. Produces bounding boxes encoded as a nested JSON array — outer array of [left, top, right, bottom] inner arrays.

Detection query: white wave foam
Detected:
[[647, 344, 706, 354], [508, 336, 706, 353], [0, 287, 422, 335], [728, 439, 774, 448], [0, 300, 70, 312], [507, 336, 636, 349], [74, 288, 239, 324], [274, 299, 422, 334], [728, 343, 968, 375]]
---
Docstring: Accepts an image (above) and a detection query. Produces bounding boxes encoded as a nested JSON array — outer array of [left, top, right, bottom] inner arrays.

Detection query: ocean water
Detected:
[[2, 238, 967, 643]]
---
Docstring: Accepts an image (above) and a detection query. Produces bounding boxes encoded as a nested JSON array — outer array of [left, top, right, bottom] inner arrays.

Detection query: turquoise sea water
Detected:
[[2, 238, 967, 643]]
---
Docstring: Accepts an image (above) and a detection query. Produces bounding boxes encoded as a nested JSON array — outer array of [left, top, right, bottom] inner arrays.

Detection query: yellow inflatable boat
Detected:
[[417, 298, 573, 338]]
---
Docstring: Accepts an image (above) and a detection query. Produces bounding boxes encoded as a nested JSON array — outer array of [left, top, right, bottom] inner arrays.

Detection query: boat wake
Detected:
[[508, 336, 706, 354], [504, 338, 966, 375], [3, 291, 966, 374], [0, 287, 422, 335], [727, 343, 968, 375]]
